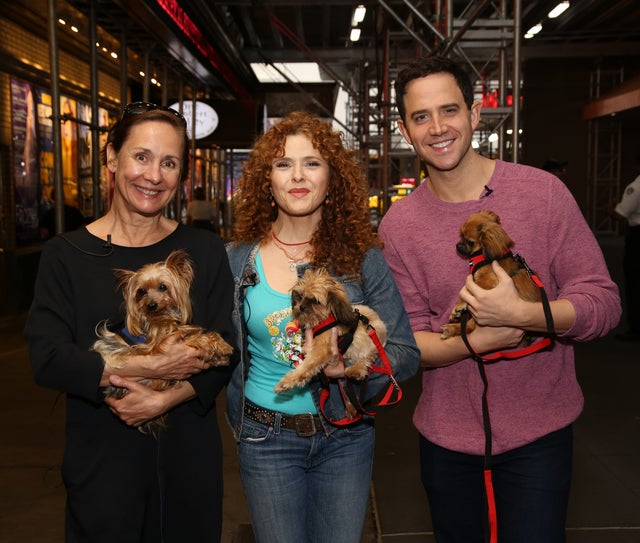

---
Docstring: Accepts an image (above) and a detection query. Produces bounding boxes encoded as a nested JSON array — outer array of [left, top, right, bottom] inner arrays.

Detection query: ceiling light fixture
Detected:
[[525, 22, 543, 38], [350, 27, 361, 42], [352, 5, 366, 25], [548, 1, 570, 19]]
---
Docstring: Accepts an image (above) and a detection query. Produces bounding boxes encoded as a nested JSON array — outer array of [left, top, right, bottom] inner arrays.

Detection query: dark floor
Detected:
[[1, 235, 638, 542]]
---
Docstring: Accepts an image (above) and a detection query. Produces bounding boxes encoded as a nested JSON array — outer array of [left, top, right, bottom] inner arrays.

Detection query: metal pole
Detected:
[[48, 0, 64, 234], [89, 0, 101, 219], [512, 0, 521, 163], [381, 21, 390, 214], [143, 45, 150, 103], [441, 0, 492, 57], [120, 27, 128, 106], [498, 0, 507, 160], [191, 93, 197, 195]]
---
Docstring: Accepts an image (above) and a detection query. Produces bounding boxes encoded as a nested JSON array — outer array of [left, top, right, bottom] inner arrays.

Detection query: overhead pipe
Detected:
[[258, 56, 356, 138], [267, 11, 359, 104], [440, 0, 493, 57], [377, 0, 432, 54], [405, 0, 481, 79]]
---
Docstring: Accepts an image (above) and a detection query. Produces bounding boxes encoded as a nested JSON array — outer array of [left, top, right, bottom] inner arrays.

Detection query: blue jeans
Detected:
[[419, 425, 573, 543], [238, 415, 375, 543]]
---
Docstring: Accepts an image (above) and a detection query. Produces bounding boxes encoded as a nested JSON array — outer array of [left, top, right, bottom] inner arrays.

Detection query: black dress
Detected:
[[25, 224, 237, 542]]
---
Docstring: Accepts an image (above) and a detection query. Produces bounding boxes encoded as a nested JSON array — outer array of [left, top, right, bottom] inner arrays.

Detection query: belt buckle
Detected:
[[293, 414, 318, 437]]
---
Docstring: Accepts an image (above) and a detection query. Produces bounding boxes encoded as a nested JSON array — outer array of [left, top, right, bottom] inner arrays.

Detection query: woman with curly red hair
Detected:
[[225, 111, 419, 542]]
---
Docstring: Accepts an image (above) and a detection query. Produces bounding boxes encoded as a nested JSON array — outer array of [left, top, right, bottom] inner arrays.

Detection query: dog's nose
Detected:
[[147, 302, 158, 312], [456, 242, 470, 255]]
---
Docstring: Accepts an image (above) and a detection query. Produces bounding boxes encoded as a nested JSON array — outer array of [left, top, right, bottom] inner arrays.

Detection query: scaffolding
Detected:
[[350, 0, 522, 212], [586, 64, 624, 233]]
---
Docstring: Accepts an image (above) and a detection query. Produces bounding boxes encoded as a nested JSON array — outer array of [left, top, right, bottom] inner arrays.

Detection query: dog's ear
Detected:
[[329, 288, 357, 325], [114, 268, 135, 292], [165, 250, 194, 283], [479, 221, 514, 259], [479, 210, 501, 224]]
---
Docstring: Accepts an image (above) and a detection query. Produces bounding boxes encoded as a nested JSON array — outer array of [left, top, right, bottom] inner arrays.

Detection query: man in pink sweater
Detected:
[[379, 56, 621, 543]]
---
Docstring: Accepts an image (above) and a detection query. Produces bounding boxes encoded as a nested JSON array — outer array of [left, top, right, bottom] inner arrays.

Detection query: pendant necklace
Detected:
[[271, 229, 312, 271]]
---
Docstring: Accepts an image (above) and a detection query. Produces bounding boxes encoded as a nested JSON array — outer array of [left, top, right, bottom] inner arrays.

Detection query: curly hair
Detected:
[[231, 111, 380, 277]]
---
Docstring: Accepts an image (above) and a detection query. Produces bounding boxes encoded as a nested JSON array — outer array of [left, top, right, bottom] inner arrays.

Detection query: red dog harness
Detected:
[[461, 250, 555, 362], [461, 250, 555, 543], [311, 310, 402, 426]]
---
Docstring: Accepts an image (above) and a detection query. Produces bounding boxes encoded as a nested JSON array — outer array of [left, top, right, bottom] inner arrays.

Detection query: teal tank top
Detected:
[[244, 252, 317, 414]]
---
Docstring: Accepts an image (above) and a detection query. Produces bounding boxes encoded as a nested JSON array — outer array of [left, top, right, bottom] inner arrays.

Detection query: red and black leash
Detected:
[[313, 310, 402, 426], [460, 252, 555, 543]]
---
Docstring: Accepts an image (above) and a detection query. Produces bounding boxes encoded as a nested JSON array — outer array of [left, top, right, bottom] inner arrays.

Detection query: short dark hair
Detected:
[[394, 56, 475, 122]]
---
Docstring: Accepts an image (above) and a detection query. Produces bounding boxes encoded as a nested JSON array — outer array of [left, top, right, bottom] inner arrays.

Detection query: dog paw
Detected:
[[274, 374, 296, 393], [440, 324, 460, 340], [344, 364, 369, 380], [103, 385, 128, 399]]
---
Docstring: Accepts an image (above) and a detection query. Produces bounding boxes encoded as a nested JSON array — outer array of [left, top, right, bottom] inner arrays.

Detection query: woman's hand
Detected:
[[99, 333, 211, 387], [104, 376, 169, 427], [104, 375, 196, 427], [303, 327, 346, 378], [141, 332, 211, 380]]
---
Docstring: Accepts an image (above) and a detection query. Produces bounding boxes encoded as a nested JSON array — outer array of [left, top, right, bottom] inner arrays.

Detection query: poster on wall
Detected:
[[100, 108, 111, 211], [10, 78, 39, 245], [77, 101, 93, 216], [36, 88, 54, 204], [60, 96, 79, 206]]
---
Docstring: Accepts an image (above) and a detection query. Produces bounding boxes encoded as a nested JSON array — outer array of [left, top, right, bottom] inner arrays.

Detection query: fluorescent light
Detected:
[[526, 22, 543, 36], [548, 1, 570, 19], [488, 133, 499, 143], [352, 5, 366, 25], [350, 27, 361, 42]]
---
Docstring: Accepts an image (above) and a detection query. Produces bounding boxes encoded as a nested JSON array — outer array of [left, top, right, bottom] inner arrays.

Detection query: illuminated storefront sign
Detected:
[[170, 101, 219, 140]]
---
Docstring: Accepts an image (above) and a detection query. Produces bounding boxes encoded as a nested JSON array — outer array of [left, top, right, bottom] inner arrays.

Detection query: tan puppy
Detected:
[[441, 210, 541, 340], [275, 268, 386, 393], [92, 250, 233, 435]]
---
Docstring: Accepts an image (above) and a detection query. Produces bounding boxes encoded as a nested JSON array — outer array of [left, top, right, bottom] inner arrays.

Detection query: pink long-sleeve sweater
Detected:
[[379, 160, 621, 455]]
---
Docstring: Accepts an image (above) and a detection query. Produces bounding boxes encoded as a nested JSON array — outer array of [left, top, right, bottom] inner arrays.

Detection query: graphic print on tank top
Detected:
[[264, 307, 304, 368]]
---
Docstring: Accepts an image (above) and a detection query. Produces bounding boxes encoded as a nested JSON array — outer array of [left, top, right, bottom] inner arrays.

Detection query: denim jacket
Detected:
[[224, 241, 420, 440]]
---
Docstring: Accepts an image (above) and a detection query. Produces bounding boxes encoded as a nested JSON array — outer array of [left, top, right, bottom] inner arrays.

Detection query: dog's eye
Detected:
[[136, 288, 147, 298], [158, 284, 168, 292]]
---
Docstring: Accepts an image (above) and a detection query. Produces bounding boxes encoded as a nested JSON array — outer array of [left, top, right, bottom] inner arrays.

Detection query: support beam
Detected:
[[583, 75, 640, 120]]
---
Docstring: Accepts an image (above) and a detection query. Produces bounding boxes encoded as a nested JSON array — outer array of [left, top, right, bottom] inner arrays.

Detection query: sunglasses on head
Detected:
[[121, 101, 187, 127]]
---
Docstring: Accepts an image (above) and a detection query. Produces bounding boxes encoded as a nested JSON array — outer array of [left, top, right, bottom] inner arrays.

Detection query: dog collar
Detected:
[[120, 326, 146, 345], [104, 320, 146, 345]]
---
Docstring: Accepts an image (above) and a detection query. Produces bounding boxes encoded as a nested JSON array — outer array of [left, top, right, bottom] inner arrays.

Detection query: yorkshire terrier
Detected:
[[441, 210, 542, 340], [92, 249, 233, 435], [275, 268, 387, 394]]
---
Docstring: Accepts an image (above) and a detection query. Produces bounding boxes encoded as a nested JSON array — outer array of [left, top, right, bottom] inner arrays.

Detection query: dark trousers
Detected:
[[623, 226, 640, 333], [419, 425, 573, 543]]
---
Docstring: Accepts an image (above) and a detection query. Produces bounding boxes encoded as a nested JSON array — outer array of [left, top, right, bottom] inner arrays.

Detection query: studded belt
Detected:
[[244, 399, 322, 437]]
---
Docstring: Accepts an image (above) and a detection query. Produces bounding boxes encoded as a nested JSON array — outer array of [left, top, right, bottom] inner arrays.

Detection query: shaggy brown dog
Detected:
[[441, 210, 541, 340], [92, 249, 233, 435], [275, 268, 387, 393]]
